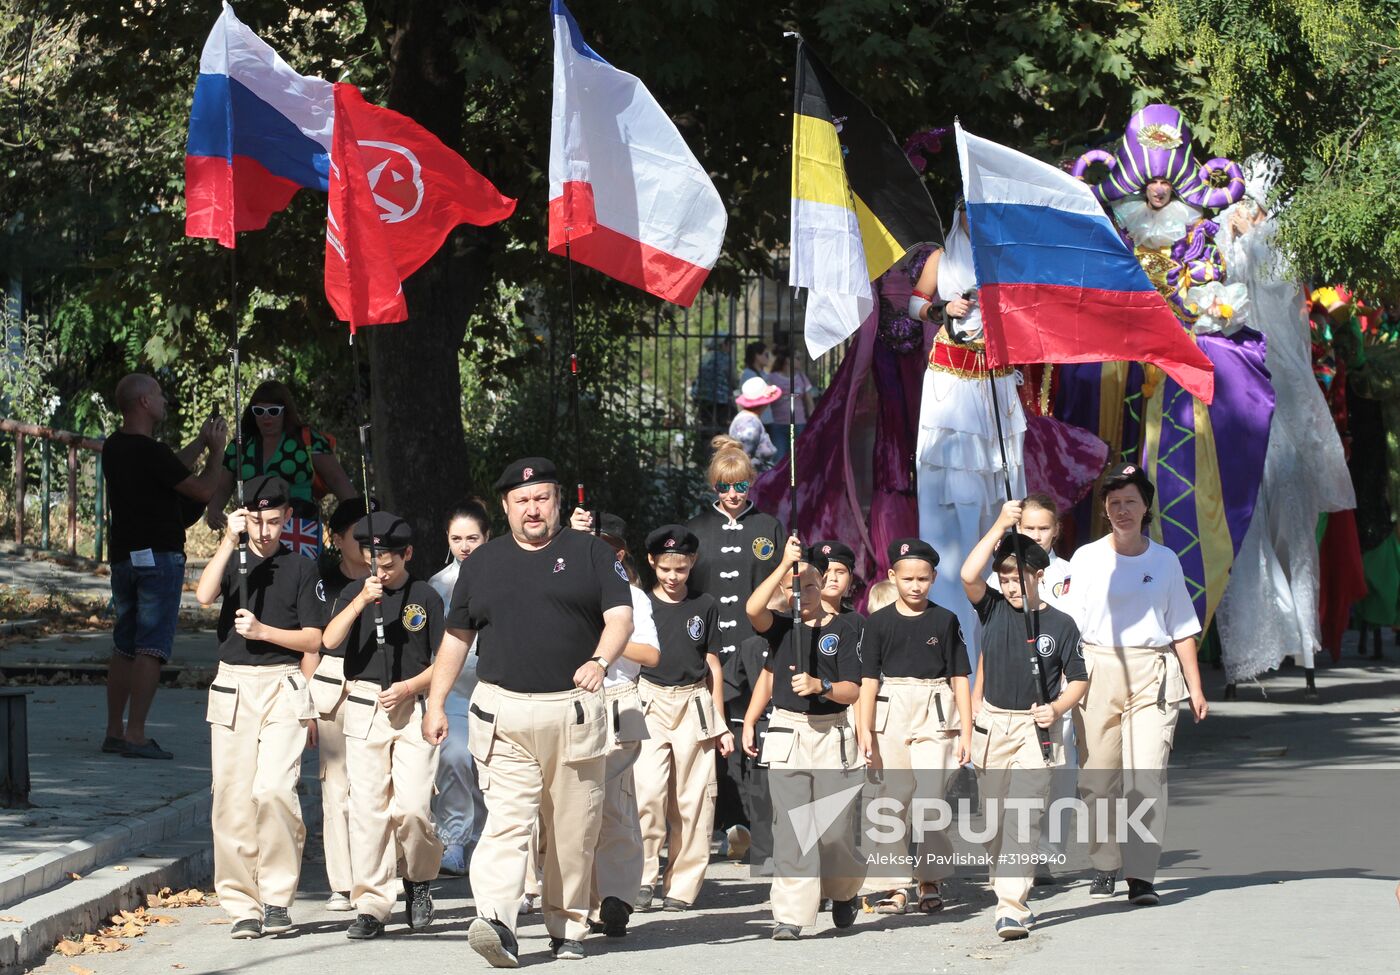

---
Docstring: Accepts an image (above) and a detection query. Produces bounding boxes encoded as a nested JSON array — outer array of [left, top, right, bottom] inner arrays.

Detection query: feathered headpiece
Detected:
[[1071, 104, 1245, 210]]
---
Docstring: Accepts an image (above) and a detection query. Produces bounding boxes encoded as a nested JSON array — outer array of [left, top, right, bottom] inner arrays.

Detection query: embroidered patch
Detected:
[[554, 558, 567, 574], [315, 580, 326, 603], [614, 560, 628, 581], [1035, 634, 1056, 657], [752, 537, 775, 560], [818, 633, 839, 656], [1052, 579, 1068, 599], [1142, 574, 1154, 584], [402, 603, 427, 632], [687, 615, 704, 641]]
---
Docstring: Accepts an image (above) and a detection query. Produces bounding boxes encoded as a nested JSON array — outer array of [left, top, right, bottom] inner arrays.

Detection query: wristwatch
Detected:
[[590, 655, 608, 670], [820, 678, 833, 696]]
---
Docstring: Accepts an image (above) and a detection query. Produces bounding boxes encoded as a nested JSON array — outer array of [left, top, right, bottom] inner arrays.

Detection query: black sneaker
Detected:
[[1127, 879, 1160, 905], [122, 738, 174, 760], [996, 916, 1029, 940], [771, 923, 801, 941], [230, 918, 262, 940], [831, 896, 859, 929], [346, 914, 384, 940], [404, 879, 434, 929], [598, 896, 631, 937], [262, 905, 292, 933], [549, 937, 585, 960], [661, 896, 689, 912], [1089, 871, 1116, 899], [467, 917, 520, 969], [101, 735, 125, 754], [635, 884, 655, 911]]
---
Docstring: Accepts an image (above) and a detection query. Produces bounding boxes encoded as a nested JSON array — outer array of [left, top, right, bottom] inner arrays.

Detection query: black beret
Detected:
[[494, 456, 560, 494], [809, 540, 855, 570], [327, 496, 379, 536], [888, 537, 939, 568], [1101, 460, 1156, 505], [992, 532, 1051, 572], [645, 524, 700, 557], [598, 512, 628, 543], [803, 549, 830, 575], [352, 511, 414, 552], [242, 475, 289, 511]]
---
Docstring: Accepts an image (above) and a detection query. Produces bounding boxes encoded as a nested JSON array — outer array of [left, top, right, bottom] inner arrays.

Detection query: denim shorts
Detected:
[[111, 551, 186, 662]]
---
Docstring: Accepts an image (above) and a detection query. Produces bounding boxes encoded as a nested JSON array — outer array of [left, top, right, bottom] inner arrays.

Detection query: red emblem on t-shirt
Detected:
[[553, 558, 566, 573]]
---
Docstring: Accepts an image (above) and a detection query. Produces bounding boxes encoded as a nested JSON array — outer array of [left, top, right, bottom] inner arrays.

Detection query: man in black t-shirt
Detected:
[[961, 519, 1087, 941], [321, 512, 445, 940], [422, 457, 633, 966], [194, 475, 324, 939], [102, 373, 227, 760], [634, 526, 730, 911], [858, 538, 971, 914], [741, 536, 864, 941]]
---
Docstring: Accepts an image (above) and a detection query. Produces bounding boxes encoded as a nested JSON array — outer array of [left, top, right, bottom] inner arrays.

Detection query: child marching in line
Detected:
[[857, 538, 971, 915], [635, 526, 733, 911], [811, 540, 861, 618], [321, 512, 445, 940], [743, 538, 864, 941], [195, 475, 325, 939], [960, 506, 1087, 940]]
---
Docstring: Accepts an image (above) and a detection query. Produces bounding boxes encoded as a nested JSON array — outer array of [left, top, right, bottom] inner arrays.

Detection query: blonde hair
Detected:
[[865, 579, 898, 613], [707, 444, 755, 486]]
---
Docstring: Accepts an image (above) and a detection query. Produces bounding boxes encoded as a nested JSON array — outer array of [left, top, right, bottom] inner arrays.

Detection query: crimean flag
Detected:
[[185, 2, 332, 247], [790, 40, 941, 357], [955, 122, 1215, 403], [548, 0, 727, 307], [324, 83, 516, 331]]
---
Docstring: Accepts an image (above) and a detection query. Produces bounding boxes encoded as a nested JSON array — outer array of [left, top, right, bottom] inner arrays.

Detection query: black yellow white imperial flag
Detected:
[[789, 40, 941, 357]]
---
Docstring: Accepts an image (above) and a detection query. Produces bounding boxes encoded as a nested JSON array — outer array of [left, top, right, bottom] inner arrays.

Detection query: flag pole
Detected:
[[228, 246, 248, 611], [981, 344, 1053, 762], [349, 330, 389, 689], [564, 232, 591, 531]]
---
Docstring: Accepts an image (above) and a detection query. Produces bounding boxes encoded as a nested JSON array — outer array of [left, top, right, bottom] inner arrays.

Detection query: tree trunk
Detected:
[[369, 0, 494, 575]]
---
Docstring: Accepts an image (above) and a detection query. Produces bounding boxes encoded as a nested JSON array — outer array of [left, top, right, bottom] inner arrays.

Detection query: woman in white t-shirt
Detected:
[[429, 500, 492, 876], [1066, 463, 1208, 907]]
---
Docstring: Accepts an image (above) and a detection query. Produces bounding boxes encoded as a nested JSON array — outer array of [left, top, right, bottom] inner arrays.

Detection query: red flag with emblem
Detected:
[[324, 83, 516, 330]]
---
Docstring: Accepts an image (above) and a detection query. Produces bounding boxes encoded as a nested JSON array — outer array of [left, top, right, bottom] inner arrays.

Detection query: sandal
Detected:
[[873, 889, 908, 914], [917, 883, 944, 913]]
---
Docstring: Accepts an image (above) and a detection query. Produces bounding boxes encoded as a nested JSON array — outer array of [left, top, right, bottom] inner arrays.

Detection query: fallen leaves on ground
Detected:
[[0, 914, 23, 923], [54, 934, 126, 956], [98, 907, 178, 940], [112, 865, 129, 872], [67, 965, 95, 975], [146, 887, 213, 908], [64, 872, 82, 881]]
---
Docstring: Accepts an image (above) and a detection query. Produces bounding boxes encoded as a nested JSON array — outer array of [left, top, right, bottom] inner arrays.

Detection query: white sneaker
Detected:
[[325, 892, 355, 912], [725, 824, 751, 861], [518, 893, 539, 915]]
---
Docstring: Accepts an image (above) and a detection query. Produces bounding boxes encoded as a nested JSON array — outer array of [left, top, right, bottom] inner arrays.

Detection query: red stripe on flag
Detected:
[[548, 181, 710, 307], [184, 154, 304, 248], [980, 281, 1215, 404]]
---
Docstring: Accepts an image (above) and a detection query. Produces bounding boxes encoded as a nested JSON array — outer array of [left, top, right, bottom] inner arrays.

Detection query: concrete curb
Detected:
[[0, 836, 213, 972], [0, 792, 210, 910]]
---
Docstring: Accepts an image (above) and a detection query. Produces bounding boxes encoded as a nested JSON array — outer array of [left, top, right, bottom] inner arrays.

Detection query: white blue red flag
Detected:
[[955, 122, 1215, 403], [281, 517, 322, 560], [548, 0, 726, 306], [185, 2, 333, 247]]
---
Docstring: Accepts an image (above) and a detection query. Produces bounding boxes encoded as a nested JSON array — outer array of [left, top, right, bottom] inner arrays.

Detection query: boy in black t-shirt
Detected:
[[322, 512, 445, 940], [960, 512, 1087, 941], [857, 538, 971, 915], [742, 537, 863, 941], [194, 476, 324, 939], [634, 525, 730, 911]]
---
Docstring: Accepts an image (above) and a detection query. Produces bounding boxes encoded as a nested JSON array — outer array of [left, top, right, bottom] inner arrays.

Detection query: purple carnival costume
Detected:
[[1059, 104, 1276, 627]]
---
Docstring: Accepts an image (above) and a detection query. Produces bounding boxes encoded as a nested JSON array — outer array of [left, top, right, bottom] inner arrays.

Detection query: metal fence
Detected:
[[0, 419, 106, 561], [612, 270, 847, 470]]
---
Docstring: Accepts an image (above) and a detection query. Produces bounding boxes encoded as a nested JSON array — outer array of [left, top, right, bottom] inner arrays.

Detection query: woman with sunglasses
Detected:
[[685, 439, 784, 855], [206, 381, 357, 555]]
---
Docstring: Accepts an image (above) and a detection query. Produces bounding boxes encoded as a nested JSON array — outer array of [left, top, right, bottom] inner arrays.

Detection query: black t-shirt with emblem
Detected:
[[859, 602, 970, 681], [217, 545, 326, 666], [317, 561, 356, 634], [760, 612, 862, 715], [973, 589, 1086, 711], [642, 590, 719, 687], [447, 529, 632, 693], [686, 503, 784, 658], [330, 577, 444, 686]]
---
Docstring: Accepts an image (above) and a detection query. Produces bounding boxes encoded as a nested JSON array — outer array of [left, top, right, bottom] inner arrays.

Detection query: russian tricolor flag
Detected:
[[185, 2, 333, 248], [956, 123, 1215, 403], [548, 0, 726, 306]]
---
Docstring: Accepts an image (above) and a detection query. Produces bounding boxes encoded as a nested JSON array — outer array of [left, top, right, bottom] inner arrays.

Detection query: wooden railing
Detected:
[[0, 418, 105, 560]]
